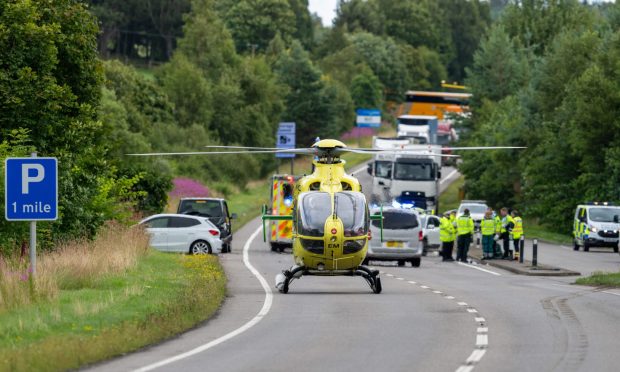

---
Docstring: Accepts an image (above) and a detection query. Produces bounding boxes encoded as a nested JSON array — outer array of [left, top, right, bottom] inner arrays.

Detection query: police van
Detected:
[[573, 202, 620, 252]]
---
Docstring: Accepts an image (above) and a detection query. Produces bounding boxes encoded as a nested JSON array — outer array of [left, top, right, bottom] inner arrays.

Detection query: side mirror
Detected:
[[231, 213, 238, 220], [614, 215, 619, 223], [367, 163, 373, 175], [437, 171, 442, 179]]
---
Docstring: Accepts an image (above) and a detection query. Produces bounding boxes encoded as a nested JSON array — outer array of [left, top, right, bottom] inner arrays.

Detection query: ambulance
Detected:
[[267, 174, 299, 252]]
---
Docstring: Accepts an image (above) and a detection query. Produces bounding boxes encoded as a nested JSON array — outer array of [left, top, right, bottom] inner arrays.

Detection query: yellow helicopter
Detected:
[[130, 139, 524, 294]]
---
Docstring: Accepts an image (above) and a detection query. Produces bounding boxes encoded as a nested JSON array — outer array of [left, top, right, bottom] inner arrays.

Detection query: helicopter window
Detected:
[[309, 182, 321, 191], [335, 192, 368, 237], [341, 182, 352, 191], [298, 192, 332, 237], [374, 161, 392, 178]]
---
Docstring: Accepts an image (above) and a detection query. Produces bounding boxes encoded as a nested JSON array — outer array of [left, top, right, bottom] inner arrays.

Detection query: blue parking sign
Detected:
[[5, 157, 58, 221]]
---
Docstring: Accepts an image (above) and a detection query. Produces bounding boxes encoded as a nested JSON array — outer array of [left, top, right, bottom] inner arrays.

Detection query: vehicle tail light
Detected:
[[419, 231, 423, 241], [209, 229, 220, 236]]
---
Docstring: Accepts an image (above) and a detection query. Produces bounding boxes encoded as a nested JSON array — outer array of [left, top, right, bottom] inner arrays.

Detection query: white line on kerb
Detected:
[[440, 168, 459, 185], [134, 226, 270, 372], [457, 261, 501, 276]]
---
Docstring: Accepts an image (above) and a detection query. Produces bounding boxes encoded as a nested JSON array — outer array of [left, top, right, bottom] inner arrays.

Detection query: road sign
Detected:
[[276, 122, 296, 159], [356, 108, 381, 128], [5, 157, 58, 221]]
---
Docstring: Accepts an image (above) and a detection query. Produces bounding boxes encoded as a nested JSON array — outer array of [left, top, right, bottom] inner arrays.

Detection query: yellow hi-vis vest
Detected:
[[440, 217, 455, 242], [480, 217, 496, 236], [494, 215, 502, 234], [501, 215, 515, 233], [513, 216, 523, 239], [457, 215, 474, 236]]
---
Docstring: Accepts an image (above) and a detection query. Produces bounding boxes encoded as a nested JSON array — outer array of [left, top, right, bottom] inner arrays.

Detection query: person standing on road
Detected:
[[456, 209, 474, 262], [440, 211, 456, 261], [511, 210, 524, 259], [500, 207, 515, 259], [480, 210, 496, 259], [493, 210, 502, 258]]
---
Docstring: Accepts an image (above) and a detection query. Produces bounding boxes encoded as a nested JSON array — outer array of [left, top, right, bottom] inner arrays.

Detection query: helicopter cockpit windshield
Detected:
[[298, 192, 332, 237], [335, 192, 368, 237]]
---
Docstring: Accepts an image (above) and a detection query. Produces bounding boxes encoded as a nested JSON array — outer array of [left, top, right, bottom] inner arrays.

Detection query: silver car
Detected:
[[139, 214, 223, 254], [420, 214, 441, 255], [366, 207, 423, 267]]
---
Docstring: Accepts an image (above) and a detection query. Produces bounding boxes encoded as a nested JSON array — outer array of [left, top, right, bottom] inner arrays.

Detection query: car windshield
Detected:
[[394, 162, 433, 181], [459, 205, 488, 214], [179, 200, 222, 218], [298, 192, 332, 237], [589, 207, 620, 222], [335, 192, 368, 237], [399, 118, 430, 125], [372, 210, 418, 230]]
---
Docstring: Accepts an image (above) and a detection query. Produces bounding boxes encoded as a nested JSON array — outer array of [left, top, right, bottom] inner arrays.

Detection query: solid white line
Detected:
[[466, 349, 487, 363], [351, 164, 368, 175], [601, 290, 620, 297], [455, 366, 474, 372], [475, 317, 486, 323], [467, 308, 478, 313], [457, 302, 468, 306], [440, 168, 459, 185], [477, 327, 488, 333], [457, 261, 501, 276], [134, 226, 270, 372], [476, 334, 488, 347]]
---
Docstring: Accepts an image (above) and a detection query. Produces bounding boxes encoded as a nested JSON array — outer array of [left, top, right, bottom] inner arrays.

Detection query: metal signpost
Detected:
[[5, 153, 58, 275], [276, 122, 296, 174]]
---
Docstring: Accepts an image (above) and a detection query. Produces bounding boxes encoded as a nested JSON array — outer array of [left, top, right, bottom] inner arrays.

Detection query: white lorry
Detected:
[[397, 115, 438, 144], [368, 138, 442, 213]]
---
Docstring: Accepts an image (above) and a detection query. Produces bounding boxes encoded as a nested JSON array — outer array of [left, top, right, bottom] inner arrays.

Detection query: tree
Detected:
[[350, 68, 384, 109], [334, 0, 385, 34]]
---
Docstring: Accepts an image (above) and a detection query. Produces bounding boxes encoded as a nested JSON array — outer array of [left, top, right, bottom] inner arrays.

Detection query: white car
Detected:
[[139, 214, 222, 254], [366, 207, 423, 267], [420, 214, 441, 255]]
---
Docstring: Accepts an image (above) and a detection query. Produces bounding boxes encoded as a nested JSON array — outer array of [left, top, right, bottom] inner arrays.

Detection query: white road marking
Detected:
[[134, 226, 270, 372], [456, 366, 474, 372], [457, 302, 468, 306], [350, 164, 368, 175], [601, 290, 620, 297], [477, 327, 488, 333], [466, 349, 487, 363], [440, 168, 459, 185], [433, 290, 443, 294], [420, 285, 430, 289], [408, 281, 417, 284], [467, 308, 478, 313], [475, 317, 486, 323], [445, 296, 455, 300], [457, 261, 501, 276], [476, 334, 488, 347], [396, 277, 404, 280]]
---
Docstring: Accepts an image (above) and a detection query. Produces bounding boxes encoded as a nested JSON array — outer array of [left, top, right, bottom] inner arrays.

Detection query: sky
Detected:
[[308, 0, 338, 26]]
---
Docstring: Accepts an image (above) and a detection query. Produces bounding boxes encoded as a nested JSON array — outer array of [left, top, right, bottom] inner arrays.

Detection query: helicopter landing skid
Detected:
[[275, 265, 382, 294], [355, 265, 382, 294]]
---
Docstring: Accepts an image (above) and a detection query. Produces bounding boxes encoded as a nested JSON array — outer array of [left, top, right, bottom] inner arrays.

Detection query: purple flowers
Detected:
[[340, 127, 377, 140], [169, 178, 210, 198]]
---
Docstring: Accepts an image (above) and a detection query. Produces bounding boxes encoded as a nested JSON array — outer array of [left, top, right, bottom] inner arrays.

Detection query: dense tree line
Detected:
[[459, 0, 620, 233]]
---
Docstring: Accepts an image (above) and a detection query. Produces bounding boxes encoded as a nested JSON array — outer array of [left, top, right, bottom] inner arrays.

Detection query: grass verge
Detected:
[[0, 233, 225, 371], [438, 175, 464, 214], [575, 271, 620, 287]]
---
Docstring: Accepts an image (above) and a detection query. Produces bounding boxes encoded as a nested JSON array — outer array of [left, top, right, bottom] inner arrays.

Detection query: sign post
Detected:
[[276, 122, 296, 174], [5, 154, 58, 276]]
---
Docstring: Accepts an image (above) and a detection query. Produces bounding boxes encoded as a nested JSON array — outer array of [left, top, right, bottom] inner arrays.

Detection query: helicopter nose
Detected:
[[331, 228, 337, 235]]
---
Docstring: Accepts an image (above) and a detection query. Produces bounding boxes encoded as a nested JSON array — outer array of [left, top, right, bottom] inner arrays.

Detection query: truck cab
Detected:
[[573, 203, 620, 252]]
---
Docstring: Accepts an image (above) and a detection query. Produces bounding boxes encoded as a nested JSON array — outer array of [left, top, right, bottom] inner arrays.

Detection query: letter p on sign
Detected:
[[22, 164, 45, 194]]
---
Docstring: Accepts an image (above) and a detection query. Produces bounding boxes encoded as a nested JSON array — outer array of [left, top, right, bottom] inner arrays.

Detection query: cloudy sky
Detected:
[[308, 0, 338, 26]]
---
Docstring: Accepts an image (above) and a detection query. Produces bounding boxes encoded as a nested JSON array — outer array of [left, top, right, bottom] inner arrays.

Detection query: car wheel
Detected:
[[411, 258, 421, 267], [397, 260, 405, 267], [573, 239, 579, 251], [190, 240, 211, 255], [584, 242, 590, 252]]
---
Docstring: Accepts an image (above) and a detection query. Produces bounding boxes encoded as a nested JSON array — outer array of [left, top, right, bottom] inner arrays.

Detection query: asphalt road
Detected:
[[89, 164, 620, 372]]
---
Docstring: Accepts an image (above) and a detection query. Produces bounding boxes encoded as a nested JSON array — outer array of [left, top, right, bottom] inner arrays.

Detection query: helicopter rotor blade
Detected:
[[127, 148, 316, 156], [443, 146, 527, 151], [204, 145, 283, 151], [339, 148, 460, 158]]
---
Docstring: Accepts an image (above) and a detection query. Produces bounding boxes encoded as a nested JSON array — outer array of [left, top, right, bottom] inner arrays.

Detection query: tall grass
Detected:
[[0, 223, 149, 312]]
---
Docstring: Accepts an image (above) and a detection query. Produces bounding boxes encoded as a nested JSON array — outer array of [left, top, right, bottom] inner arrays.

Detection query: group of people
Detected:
[[439, 207, 524, 262]]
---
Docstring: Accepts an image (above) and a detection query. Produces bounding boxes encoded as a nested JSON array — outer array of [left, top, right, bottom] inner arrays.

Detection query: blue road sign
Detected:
[[276, 122, 296, 159], [356, 108, 381, 128], [5, 157, 58, 221]]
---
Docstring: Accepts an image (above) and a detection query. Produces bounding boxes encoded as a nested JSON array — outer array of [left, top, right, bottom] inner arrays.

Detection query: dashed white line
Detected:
[[466, 349, 487, 363], [457, 261, 501, 276], [396, 277, 404, 280], [408, 281, 417, 284], [475, 317, 486, 323], [477, 327, 488, 333], [467, 308, 478, 313], [134, 226, 270, 372], [420, 285, 430, 289], [457, 302, 468, 306], [433, 290, 443, 294], [445, 296, 455, 300], [476, 334, 489, 347], [386, 273, 394, 277], [456, 366, 474, 372]]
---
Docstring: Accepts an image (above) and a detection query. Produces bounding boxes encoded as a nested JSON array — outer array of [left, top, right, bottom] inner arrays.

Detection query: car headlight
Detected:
[[590, 226, 598, 233], [343, 239, 366, 254]]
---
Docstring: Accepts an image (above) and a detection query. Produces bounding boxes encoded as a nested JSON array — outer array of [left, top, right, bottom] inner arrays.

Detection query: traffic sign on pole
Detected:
[[276, 122, 296, 159], [5, 156, 58, 221], [356, 108, 381, 128]]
